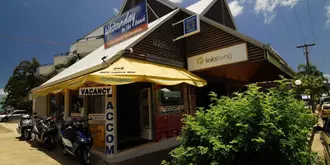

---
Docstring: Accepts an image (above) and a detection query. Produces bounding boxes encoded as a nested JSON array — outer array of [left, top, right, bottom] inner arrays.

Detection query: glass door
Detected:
[[139, 88, 152, 140]]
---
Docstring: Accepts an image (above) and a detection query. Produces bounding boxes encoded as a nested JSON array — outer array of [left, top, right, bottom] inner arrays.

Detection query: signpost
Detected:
[[173, 15, 200, 41], [103, 2, 148, 49]]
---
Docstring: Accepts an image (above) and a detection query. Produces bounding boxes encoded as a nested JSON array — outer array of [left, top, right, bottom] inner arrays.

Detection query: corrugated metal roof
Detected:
[[34, 9, 180, 91], [186, 0, 216, 15]]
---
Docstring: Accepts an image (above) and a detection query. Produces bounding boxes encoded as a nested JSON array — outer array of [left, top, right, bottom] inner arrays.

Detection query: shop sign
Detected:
[[173, 15, 200, 41], [105, 96, 116, 156], [103, 2, 148, 49], [101, 77, 132, 83], [159, 105, 184, 115], [146, 54, 184, 68], [184, 15, 200, 36], [88, 114, 105, 120], [79, 86, 112, 95], [187, 43, 248, 71]]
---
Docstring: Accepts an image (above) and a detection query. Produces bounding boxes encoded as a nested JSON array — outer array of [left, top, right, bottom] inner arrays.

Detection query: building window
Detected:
[[157, 84, 184, 115], [70, 91, 84, 116], [87, 95, 105, 114]]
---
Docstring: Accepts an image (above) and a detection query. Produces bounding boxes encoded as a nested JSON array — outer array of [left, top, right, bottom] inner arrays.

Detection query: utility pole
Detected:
[[297, 43, 316, 112], [297, 44, 315, 74]]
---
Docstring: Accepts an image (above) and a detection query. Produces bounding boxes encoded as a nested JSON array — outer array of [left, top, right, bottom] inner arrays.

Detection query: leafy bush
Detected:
[[163, 80, 319, 165]]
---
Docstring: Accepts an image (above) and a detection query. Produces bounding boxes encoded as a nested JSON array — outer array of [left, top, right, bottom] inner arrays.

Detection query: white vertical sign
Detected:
[[105, 86, 117, 157]]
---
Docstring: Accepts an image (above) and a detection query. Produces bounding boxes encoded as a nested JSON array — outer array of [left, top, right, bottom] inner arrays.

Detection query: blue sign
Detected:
[[183, 15, 200, 35], [103, 2, 148, 49]]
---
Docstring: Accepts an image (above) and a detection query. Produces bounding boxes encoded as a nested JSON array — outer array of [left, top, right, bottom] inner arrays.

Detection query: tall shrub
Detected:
[[163, 80, 319, 165]]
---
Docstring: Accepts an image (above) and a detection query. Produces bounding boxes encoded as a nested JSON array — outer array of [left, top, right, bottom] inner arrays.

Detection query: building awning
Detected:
[[33, 58, 206, 96], [87, 58, 206, 86]]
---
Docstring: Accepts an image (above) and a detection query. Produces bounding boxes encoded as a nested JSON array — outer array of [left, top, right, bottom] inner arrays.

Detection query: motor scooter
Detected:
[[58, 119, 93, 165], [16, 113, 33, 140], [31, 113, 58, 150]]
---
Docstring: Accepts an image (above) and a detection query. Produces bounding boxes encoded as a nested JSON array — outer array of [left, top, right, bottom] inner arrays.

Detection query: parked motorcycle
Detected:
[[31, 113, 58, 150], [58, 119, 93, 165], [16, 113, 33, 140]]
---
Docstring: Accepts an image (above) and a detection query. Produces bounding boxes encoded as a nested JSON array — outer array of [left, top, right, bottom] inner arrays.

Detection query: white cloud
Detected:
[[0, 89, 6, 96], [113, 8, 119, 15], [325, 4, 330, 27], [324, 74, 330, 81], [169, 0, 183, 4], [253, 0, 300, 24], [229, 0, 244, 17]]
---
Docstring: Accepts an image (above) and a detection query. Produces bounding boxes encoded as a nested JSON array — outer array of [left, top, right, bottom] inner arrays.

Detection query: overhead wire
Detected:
[[306, 0, 315, 44], [274, 1, 306, 57], [0, 35, 70, 46], [275, 4, 298, 48], [292, 2, 307, 44], [0, 35, 100, 48]]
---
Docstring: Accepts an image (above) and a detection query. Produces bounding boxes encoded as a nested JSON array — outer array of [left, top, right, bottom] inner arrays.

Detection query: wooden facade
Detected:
[[120, 0, 293, 88], [121, 0, 174, 23], [204, 0, 236, 29]]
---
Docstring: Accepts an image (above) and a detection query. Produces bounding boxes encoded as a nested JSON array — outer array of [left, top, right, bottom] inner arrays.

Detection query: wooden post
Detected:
[[64, 88, 70, 121]]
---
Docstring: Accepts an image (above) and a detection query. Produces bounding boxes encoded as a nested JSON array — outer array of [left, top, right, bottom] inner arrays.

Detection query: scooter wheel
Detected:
[[79, 148, 91, 165], [60, 143, 68, 156], [23, 129, 31, 140], [30, 132, 36, 141], [46, 136, 57, 150]]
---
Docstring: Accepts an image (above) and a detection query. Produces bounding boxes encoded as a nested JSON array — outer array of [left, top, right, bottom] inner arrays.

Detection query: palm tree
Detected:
[[296, 63, 329, 113], [47, 56, 79, 78], [4, 57, 43, 111], [297, 64, 328, 82], [13, 57, 44, 90]]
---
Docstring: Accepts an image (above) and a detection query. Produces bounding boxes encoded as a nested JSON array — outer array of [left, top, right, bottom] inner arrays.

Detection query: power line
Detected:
[[292, 4, 307, 44], [0, 35, 101, 49], [306, 0, 316, 43], [0, 35, 70, 46], [275, 4, 298, 47]]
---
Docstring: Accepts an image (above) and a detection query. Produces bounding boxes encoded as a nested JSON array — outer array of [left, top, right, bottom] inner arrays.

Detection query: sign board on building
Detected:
[[103, 2, 148, 49], [105, 92, 116, 157], [146, 54, 184, 68], [79, 86, 112, 95], [173, 15, 200, 41], [88, 113, 106, 120], [187, 43, 248, 71]]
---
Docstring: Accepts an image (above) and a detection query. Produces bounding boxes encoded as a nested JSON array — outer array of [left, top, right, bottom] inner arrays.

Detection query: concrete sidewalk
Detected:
[[311, 112, 325, 162], [0, 122, 172, 165], [0, 122, 107, 165]]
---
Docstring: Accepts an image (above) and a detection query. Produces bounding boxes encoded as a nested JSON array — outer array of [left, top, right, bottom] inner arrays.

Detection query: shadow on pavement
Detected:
[[26, 140, 107, 165], [112, 147, 174, 165]]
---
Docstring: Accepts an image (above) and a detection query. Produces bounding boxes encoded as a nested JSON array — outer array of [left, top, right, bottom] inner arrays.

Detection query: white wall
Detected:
[[38, 65, 53, 76], [33, 96, 48, 117], [85, 27, 103, 39], [70, 39, 103, 58], [54, 54, 76, 65]]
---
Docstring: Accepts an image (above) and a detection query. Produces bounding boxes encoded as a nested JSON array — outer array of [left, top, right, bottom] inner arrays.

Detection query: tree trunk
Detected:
[[311, 92, 315, 113]]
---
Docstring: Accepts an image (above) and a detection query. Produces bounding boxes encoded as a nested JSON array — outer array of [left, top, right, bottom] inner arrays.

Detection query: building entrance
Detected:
[[117, 83, 153, 151]]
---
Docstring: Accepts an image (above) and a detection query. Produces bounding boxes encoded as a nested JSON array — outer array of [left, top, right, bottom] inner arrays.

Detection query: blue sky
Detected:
[[0, 0, 329, 88]]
